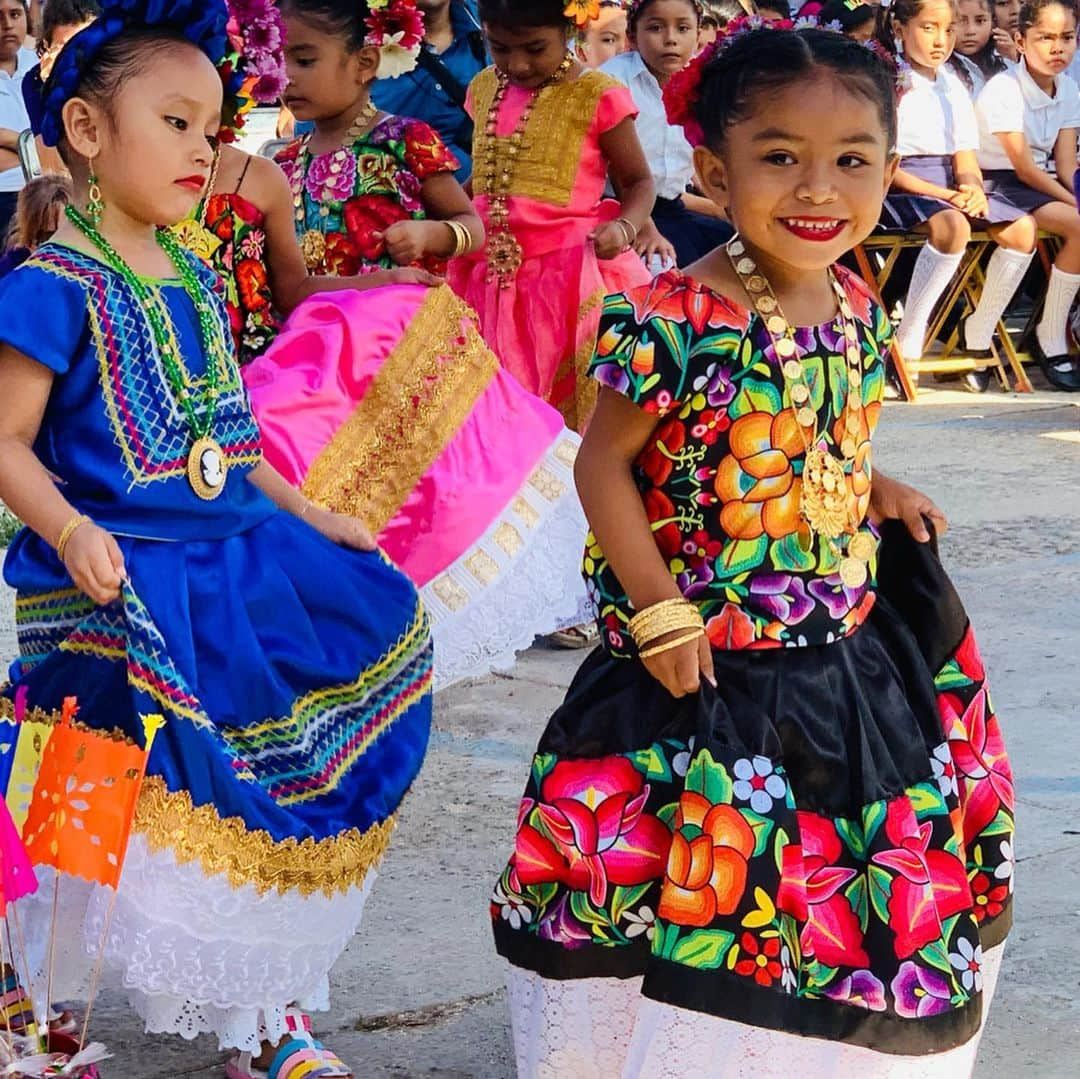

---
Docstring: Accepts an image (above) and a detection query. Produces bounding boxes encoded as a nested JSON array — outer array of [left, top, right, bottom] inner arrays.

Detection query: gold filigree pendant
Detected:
[[300, 229, 327, 272], [800, 448, 849, 539]]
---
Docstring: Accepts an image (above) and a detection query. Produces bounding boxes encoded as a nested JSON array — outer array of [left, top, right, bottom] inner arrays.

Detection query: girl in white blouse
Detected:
[[976, 0, 1080, 389], [881, 0, 1037, 390]]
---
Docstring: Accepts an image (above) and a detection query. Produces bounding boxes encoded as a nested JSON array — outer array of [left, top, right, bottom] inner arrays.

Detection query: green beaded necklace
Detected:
[[66, 205, 230, 501]]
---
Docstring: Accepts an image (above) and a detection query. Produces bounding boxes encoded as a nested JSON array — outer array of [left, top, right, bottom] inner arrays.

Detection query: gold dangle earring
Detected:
[[86, 159, 104, 226]]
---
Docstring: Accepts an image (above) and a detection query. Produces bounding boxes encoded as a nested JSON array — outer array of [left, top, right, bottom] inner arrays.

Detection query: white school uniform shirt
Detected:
[[0, 47, 35, 193], [896, 66, 981, 157], [953, 55, 988, 97], [601, 50, 694, 200], [976, 57, 1080, 173]]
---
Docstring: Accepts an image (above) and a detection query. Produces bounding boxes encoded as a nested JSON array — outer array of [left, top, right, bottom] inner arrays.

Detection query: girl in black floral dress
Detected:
[[491, 22, 1013, 1078]]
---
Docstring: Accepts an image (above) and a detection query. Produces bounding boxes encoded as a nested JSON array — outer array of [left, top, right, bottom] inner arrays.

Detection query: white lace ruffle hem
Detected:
[[424, 432, 591, 691], [17, 835, 375, 1052], [506, 945, 1005, 1079]]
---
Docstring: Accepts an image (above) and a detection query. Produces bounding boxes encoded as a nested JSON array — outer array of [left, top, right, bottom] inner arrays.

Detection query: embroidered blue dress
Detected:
[[0, 242, 433, 1052]]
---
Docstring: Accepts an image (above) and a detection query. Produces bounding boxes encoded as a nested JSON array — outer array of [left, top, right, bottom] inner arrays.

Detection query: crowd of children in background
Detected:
[[6, 0, 1080, 390]]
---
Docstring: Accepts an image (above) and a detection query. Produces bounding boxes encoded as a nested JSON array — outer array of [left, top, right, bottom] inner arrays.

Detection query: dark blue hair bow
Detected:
[[39, 0, 230, 147]]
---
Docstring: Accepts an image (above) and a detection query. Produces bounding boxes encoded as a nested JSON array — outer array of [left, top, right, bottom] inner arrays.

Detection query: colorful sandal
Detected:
[[224, 1009, 351, 1079], [1, 966, 79, 1038]]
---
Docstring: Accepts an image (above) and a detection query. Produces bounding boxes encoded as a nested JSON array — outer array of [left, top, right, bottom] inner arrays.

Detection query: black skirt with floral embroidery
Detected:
[[491, 523, 1013, 1055]]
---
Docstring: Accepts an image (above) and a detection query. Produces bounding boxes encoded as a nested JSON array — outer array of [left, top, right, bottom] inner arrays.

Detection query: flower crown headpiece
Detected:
[[35, 0, 234, 148], [663, 14, 908, 148], [219, 0, 287, 141], [365, 0, 425, 78]]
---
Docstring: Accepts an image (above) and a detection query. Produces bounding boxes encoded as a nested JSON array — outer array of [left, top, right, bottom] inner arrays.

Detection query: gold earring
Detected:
[[87, 165, 104, 226]]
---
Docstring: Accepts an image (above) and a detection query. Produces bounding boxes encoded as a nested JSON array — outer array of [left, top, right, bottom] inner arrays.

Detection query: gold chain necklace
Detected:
[[476, 55, 573, 287], [290, 99, 379, 272], [726, 235, 877, 589]]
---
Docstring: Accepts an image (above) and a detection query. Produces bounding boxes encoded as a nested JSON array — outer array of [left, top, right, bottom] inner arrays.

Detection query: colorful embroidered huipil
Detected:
[[0, 242, 433, 1053], [490, 270, 1014, 1076]]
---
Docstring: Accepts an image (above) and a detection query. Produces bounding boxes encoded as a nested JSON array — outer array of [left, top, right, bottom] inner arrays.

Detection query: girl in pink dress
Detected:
[[190, 0, 592, 689], [448, 0, 656, 431]]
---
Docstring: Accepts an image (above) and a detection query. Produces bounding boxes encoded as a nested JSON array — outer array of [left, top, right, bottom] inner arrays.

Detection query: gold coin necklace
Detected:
[[290, 99, 379, 272], [727, 235, 877, 589], [476, 54, 573, 287]]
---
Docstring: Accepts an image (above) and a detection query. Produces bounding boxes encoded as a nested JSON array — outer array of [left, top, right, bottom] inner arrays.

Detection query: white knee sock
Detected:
[[1036, 265, 1080, 357], [964, 247, 1035, 350], [895, 244, 964, 360]]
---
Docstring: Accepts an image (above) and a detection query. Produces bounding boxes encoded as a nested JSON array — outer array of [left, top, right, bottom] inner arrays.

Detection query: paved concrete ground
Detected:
[[2, 389, 1079, 1077]]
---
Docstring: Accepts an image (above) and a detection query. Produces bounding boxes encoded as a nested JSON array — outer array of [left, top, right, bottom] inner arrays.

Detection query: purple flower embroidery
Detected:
[[306, 151, 356, 204], [538, 893, 592, 949], [749, 574, 814, 624], [374, 114, 410, 143], [891, 961, 954, 1019], [394, 170, 423, 213], [692, 361, 736, 409], [824, 969, 887, 1012], [595, 362, 631, 395], [807, 574, 863, 619]]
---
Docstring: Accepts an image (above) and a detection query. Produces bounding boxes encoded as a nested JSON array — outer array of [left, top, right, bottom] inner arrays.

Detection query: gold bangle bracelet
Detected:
[[56, 513, 92, 563], [628, 599, 703, 647], [638, 629, 705, 661], [628, 598, 694, 633]]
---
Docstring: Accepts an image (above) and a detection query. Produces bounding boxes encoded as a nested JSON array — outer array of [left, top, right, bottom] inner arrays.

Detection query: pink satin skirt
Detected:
[[244, 284, 590, 688]]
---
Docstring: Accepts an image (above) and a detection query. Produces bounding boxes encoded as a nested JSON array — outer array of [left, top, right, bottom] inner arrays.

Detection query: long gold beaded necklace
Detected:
[[726, 234, 878, 589], [289, 99, 379, 272], [475, 54, 574, 287]]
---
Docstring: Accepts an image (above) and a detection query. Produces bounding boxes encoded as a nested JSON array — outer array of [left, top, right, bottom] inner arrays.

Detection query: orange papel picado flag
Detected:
[[21, 699, 164, 888]]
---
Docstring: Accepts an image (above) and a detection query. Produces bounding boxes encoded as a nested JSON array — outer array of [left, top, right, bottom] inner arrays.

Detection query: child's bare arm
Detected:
[[247, 460, 376, 551], [380, 173, 484, 266], [595, 117, 656, 259], [257, 156, 441, 315], [577, 387, 713, 697], [0, 346, 125, 603]]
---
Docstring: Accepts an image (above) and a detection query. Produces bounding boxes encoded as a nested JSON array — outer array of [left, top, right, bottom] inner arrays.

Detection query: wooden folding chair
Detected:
[[852, 230, 1035, 397]]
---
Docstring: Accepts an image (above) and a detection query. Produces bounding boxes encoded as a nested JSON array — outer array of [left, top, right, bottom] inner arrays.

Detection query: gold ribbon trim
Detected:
[[471, 69, 622, 208], [134, 776, 395, 898], [301, 285, 499, 531]]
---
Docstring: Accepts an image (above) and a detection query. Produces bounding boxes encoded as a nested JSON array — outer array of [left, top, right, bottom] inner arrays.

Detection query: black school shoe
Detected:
[[953, 321, 993, 393], [1029, 336, 1080, 392]]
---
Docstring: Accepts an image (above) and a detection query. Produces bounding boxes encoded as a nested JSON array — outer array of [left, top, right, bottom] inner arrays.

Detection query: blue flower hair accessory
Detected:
[[39, 0, 233, 147]]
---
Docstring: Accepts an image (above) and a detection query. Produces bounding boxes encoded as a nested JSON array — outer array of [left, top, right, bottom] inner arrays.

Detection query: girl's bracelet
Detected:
[[56, 513, 92, 563], [615, 217, 639, 244], [639, 629, 705, 661], [444, 220, 471, 258]]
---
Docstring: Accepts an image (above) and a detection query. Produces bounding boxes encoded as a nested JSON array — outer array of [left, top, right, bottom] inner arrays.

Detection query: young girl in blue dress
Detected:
[[881, 0, 1037, 392], [0, 2, 431, 1075], [490, 23, 1013, 1077]]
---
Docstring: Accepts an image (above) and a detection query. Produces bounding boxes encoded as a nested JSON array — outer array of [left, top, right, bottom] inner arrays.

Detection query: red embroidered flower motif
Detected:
[[643, 489, 682, 559], [777, 812, 869, 970], [733, 931, 783, 988], [639, 417, 685, 488], [342, 194, 412, 263], [236, 258, 270, 313], [628, 274, 746, 337], [943, 687, 1014, 846], [514, 757, 670, 907], [704, 602, 757, 651], [323, 232, 360, 276], [970, 871, 1009, 923], [872, 799, 971, 960]]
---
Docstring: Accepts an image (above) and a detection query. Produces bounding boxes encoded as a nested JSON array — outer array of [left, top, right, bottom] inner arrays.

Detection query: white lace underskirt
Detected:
[[423, 432, 591, 692], [15, 835, 375, 1053], [506, 945, 1005, 1079]]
